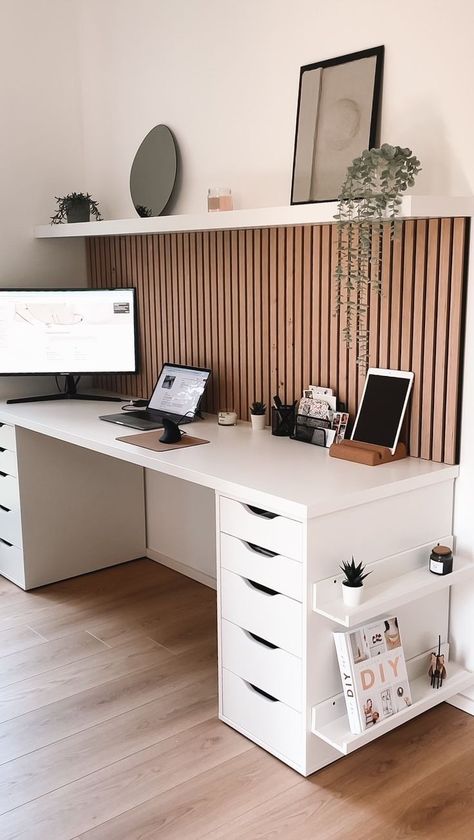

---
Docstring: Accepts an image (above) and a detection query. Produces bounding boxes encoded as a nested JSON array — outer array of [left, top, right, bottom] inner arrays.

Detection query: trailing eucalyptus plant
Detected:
[[335, 144, 421, 368]]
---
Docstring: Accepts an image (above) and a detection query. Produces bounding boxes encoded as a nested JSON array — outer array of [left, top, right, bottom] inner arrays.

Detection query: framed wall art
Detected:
[[291, 46, 384, 204]]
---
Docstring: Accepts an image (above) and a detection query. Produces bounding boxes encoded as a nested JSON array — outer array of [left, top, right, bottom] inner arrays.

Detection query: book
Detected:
[[333, 616, 412, 734]]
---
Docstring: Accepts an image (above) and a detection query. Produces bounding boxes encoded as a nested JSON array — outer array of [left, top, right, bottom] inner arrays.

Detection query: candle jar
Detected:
[[429, 544, 453, 575], [207, 187, 233, 212]]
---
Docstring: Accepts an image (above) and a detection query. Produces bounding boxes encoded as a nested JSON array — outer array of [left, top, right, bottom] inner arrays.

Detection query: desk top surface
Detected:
[[0, 399, 458, 519]]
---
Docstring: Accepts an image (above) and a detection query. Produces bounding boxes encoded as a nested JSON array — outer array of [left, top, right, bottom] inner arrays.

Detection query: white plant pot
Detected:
[[342, 583, 364, 607], [250, 414, 266, 431]]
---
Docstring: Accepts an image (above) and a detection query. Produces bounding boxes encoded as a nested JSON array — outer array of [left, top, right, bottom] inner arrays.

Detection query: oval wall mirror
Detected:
[[130, 124, 178, 217]]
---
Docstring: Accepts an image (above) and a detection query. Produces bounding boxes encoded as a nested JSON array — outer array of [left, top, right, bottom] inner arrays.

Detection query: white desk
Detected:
[[0, 399, 471, 776]]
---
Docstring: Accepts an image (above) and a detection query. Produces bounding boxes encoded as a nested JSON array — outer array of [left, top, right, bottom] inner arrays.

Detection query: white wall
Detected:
[[76, 0, 474, 217], [0, 1, 87, 398]]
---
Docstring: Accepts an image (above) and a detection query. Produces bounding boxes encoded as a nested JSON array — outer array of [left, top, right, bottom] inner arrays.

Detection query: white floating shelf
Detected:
[[313, 555, 474, 628], [312, 662, 474, 755], [34, 196, 474, 239]]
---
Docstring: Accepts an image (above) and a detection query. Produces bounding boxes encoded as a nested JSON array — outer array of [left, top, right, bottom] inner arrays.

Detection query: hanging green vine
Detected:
[[335, 144, 421, 369]]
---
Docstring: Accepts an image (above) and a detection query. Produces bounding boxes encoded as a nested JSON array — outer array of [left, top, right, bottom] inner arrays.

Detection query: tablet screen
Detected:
[[351, 373, 412, 450]]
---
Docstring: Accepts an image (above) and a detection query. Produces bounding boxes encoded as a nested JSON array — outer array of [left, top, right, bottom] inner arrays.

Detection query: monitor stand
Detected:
[[6, 375, 124, 405]]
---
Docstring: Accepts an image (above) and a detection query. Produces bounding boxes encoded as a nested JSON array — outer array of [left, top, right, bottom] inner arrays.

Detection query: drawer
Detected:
[[222, 668, 304, 766], [0, 474, 20, 511], [0, 540, 25, 587], [220, 496, 303, 560], [0, 448, 18, 478], [221, 619, 302, 711], [0, 423, 16, 452], [220, 532, 302, 602], [0, 507, 22, 548], [220, 568, 302, 657]]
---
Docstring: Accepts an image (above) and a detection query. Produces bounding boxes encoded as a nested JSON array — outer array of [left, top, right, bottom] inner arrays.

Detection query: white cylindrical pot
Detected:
[[342, 583, 363, 607], [250, 414, 266, 431]]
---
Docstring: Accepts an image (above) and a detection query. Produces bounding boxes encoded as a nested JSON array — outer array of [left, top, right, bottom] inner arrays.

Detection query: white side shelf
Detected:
[[34, 196, 474, 239], [313, 552, 473, 629], [312, 662, 474, 755]]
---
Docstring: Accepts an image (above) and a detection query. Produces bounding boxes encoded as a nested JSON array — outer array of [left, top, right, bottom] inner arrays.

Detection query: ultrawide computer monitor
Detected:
[[0, 288, 138, 403]]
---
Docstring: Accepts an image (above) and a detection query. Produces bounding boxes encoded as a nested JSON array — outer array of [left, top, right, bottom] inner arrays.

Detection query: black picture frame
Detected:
[[290, 46, 384, 205]]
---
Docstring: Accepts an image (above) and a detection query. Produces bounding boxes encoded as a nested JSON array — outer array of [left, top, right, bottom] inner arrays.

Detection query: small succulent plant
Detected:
[[250, 401, 266, 416], [340, 556, 371, 588]]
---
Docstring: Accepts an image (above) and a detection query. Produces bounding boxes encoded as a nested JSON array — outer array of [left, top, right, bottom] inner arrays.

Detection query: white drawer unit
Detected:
[[0, 507, 22, 548], [220, 496, 303, 560], [0, 473, 20, 511], [0, 448, 18, 478], [221, 668, 304, 768], [221, 618, 302, 711], [0, 540, 25, 588], [220, 532, 302, 602], [0, 423, 16, 452], [220, 567, 302, 657]]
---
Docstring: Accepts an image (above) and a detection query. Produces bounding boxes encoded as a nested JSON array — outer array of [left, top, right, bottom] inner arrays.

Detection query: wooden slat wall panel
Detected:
[[89, 218, 469, 465]]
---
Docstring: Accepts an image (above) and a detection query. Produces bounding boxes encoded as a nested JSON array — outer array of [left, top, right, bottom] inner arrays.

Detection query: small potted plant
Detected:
[[250, 401, 266, 431], [51, 192, 102, 224], [340, 556, 371, 607]]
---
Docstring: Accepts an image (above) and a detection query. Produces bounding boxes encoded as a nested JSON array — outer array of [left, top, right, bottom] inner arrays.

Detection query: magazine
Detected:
[[333, 616, 412, 734]]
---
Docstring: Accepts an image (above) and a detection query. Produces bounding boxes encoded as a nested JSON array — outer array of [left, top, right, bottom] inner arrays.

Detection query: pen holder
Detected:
[[272, 405, 296, 437]]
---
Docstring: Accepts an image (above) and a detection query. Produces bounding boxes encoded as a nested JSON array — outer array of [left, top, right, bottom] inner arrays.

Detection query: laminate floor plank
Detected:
[[0, 639, 217, 764], [0, 677, 217, 814], [28, 574, 215, 642], [90, 600, 217, 654], [75, 748, 301, 840], [203, 703, 474, 840], [0, 630, 108, 688], [0, 560, 188, 633], [0, 637, 172, 723], [0, 626, 46, 658], [0, 719, 252, 840]]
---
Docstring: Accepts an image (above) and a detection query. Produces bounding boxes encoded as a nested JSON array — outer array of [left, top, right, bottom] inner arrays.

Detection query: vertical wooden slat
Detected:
[[238, 230, 248, 419], [302, 226, 312, 393], [261, 229, 270, 422], [400, 221, 415, 372], [329, 225, 339, 392], [253, 230, 263, 409], [281, 227, 291, 402], [320, 226, 330, 386], [310, 225, 322, 388], [89, 218, 468, 465], [445, 218, 467, 464], [409, 220, 427, 457], [421, 219, 440, 460], [432, 220, 452, 461], [269, 228, 278, 405], [293, 226, 303, 400]]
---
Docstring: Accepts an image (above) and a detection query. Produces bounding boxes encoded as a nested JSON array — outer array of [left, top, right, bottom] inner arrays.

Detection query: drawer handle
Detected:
[[0, 472, 7, 479], [248, 682, 279, 702], [0, 504, 11, 513], [245, 505, 278, 520], [0, 448, 5, 453], [245, 578, 278, 596], [246, 630, 278, 650], [0, 537, 13, 547], [245, 541, 278, 558]]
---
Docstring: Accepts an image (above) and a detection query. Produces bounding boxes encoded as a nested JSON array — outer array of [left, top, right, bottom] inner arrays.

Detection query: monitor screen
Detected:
[[148, 363, 210, 418], [0, 288, 137, 375], [351, 370, 413, 451]]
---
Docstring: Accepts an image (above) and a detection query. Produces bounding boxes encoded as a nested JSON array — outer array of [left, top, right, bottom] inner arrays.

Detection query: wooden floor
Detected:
[[1, 560, 474, 839]]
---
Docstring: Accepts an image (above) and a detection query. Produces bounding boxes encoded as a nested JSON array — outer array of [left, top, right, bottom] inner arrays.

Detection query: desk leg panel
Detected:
[[15, 427, 146, 589]]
